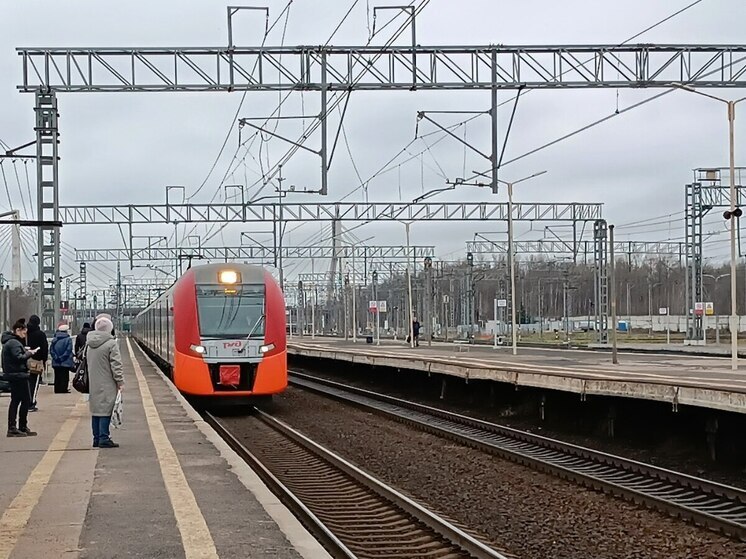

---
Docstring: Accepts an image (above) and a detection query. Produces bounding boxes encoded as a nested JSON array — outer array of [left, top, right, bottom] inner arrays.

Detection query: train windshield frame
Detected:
[[196, 283, 265, 339]]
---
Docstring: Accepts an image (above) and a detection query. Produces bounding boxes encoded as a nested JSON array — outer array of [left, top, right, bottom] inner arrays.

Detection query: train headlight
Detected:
[[218, 270, 239, 285], [259, 343, 275, 354], [190, 344, 206, 355]]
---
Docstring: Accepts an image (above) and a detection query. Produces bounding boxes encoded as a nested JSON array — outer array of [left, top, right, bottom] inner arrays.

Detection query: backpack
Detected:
[[72, 346, 90, 394]]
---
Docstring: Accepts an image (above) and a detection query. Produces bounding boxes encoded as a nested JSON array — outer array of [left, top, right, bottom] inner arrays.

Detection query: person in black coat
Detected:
[[75, 322, 92, 357], [412, 318, 421, 347], [26, 315, 48, 411], [2, 319, 39, 436]]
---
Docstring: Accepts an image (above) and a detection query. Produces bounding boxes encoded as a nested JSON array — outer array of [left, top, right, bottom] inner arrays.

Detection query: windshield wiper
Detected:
[[246, 314, 265, 339]]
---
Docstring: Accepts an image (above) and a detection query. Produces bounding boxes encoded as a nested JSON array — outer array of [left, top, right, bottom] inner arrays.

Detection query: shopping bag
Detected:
[[72, 348, 89, 394], [111, 390, 123, 429]]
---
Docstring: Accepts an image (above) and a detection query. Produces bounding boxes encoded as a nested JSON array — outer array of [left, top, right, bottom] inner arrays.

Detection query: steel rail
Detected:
[[289, 371, 746, 541], [205, 410, 509, 559]]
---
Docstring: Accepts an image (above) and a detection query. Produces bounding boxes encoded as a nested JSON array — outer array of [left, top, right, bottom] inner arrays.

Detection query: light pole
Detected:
[[704, 273, 730, 345], [647, 280, 662, 338], [372, 270, 380, 345], [626, 282, 634, 335], [497, 170, 547, 355], [403, 221, 415, 348], [675, 86, 746, 369]]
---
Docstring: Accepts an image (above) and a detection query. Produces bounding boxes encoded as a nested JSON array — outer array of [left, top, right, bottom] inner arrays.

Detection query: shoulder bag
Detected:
[[28, 358, 45, 374], [72, 346, 90, 394]]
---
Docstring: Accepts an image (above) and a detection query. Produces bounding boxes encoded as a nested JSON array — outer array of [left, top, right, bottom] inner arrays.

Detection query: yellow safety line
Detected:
[[126, 338, 219, 559], [0, 401, 85, 559]]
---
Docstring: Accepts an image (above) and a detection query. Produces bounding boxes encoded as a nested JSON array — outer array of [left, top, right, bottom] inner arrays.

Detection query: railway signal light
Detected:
[[723, 207, 742, 220]]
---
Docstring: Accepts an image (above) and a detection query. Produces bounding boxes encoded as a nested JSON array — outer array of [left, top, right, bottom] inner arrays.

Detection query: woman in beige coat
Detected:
[[86, 317, 123, 448]]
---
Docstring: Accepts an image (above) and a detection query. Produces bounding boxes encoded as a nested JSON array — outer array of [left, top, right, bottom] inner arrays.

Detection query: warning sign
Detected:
[[705, 302, 714, 316], [694, 302, 704, 317]]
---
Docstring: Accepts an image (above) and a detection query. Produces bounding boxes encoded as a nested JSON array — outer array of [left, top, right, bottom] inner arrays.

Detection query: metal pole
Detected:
[[11, 211, 20, 289], [320, 51, 328, 195], [351, 251, 357, 343], [426, 262, 433, 347], [493, 298, 498, 348], [728, 101, 739, 370], [610, 224, 618, 364], [508, 183, 518, 355], [288, 294, 293, 339], [648, 281, 653, 338], [667, 290, 671, 345], [311, 284, 316, 339], [406, 223, 415, 348], [490, 48, 498, 195]]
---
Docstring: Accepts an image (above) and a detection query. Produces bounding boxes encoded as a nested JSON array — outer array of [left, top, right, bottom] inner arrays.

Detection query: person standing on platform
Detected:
[[95, 313, 115, 337], [75, 322, 92, 358], [26, 315, 49, 412], [2, 319, 39, 437], [50, 323, 74, 393], [87, 316, 123, 448]]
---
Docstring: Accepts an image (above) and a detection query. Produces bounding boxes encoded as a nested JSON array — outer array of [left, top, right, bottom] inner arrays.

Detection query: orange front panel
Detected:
[[173, 350, 214, 395], [253, 351, 288, 394], [173, 349, 287, 396]]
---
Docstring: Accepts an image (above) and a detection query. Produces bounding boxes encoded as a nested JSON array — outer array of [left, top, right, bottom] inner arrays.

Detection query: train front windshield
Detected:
[[196, 283, 265, 338]]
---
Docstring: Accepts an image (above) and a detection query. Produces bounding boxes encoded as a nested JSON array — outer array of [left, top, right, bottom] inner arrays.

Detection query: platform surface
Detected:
[[0, 338, 330, 559], [289, 338, 746, 413]]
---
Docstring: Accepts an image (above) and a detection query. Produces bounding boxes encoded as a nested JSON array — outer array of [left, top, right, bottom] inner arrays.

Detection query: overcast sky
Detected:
[[1, 0, 745, 290]]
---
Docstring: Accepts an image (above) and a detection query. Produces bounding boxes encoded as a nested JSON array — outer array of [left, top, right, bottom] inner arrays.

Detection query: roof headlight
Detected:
[[259, 343, 275, 354], [219, 270, 239, 285]]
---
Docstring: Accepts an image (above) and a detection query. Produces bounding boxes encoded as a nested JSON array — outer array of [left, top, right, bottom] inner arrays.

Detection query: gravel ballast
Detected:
[[223, 387, 746, 559]]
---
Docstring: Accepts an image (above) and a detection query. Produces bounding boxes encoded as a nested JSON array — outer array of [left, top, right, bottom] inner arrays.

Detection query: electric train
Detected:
[[132, 263, 287, 403]]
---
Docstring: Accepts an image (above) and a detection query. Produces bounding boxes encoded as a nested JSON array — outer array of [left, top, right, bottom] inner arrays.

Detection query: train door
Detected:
[[166, 295, 172, 365]]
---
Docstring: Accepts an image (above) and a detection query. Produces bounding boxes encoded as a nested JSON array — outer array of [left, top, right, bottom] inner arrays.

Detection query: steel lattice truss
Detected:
[[59, 201, 602, 225], [297, 267, 407, 285], [76, 244, 436, 262], [466, 239, 686, 257], [17, 45, 746, 92]]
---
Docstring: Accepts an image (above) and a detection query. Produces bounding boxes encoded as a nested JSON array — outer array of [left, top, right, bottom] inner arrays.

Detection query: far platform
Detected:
[[288, 338, 746, 414], [0, 337, 330, 559]]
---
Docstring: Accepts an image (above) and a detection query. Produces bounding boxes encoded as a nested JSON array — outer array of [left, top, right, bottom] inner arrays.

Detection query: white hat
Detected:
[[58, 324, 69, 332]]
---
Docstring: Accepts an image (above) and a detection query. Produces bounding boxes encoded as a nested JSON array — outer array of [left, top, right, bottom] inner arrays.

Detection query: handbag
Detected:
[[28, 359, 45, 374], [72, 347, 90, 394]]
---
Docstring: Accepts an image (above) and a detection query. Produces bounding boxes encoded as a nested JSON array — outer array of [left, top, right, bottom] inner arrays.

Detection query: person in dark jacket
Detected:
[[26, 315, 49, 411], [412, 318, 421, 347], [2, 319, 39, 437], [75, 322, 92, 357], [50, 323, 74, 393]]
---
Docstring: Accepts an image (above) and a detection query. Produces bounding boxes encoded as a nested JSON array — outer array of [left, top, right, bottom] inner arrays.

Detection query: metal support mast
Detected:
[[34, 91, 60, 331], [593, 219, 609, 344]]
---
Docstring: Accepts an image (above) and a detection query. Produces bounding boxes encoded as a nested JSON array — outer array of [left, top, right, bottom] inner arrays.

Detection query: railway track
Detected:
[[289, 370, 746, 541], [205, 410, 509, 559]]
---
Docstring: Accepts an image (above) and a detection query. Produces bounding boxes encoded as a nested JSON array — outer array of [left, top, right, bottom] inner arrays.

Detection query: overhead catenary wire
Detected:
[[200, 1, 431, 246], [185, 0, 295, 203]]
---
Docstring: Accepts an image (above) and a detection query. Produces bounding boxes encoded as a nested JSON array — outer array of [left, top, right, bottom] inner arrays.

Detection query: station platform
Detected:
[[288, 338, 746, 414], [0, 338, 330, 559]]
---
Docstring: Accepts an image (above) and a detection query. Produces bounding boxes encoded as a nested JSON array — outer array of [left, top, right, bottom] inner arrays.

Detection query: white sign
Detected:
[[659, 307, 668, 315], [694, 302, 704, 316], [378, 300, 387, 313], [497, 299, 508, 308], [369, 300, 377, 310]]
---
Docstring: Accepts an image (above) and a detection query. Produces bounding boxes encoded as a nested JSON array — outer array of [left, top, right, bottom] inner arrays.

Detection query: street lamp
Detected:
[[674, 85, 746, 370], [704, 273, 731, 345], [497, 170, 548, 355], [372, 270, 380, 345], [647, 280, 662, 338], [402, 221, 415, 348]]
